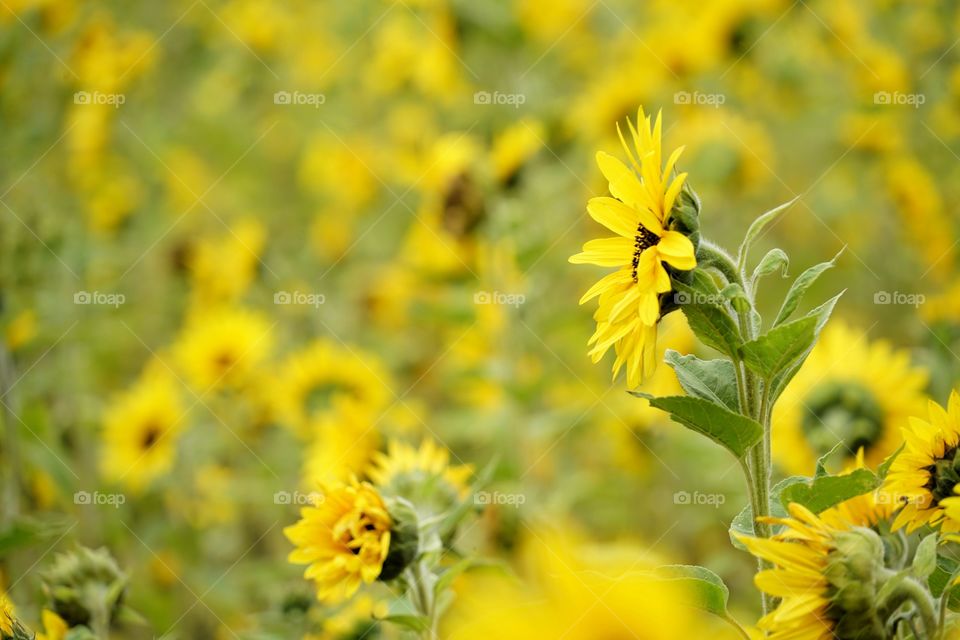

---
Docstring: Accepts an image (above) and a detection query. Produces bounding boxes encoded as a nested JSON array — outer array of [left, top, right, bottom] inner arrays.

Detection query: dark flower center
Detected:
[[924, 446, 960, 506], [630, 223, 660, 282], [801, 381, 883, 458]]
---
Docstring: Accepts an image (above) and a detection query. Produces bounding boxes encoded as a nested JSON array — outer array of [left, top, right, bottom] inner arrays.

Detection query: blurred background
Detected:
[[1, 0, 960, 637]]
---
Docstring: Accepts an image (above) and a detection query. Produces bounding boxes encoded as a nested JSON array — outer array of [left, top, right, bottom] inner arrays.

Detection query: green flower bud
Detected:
[[40, 546, 126, 633], [823, 528, 888, 638]]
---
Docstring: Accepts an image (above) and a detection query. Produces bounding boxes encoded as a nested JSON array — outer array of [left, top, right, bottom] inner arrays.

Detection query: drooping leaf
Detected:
[[779, 468, 878, 514], [751, 248, 789, 287], [773, 248, 844, 326], [674, 277, 742, 358], [652, 565, 730, 619], [664, 350, 739, 412], [631, 394, 761, 459], [740, 313, 820, 381]]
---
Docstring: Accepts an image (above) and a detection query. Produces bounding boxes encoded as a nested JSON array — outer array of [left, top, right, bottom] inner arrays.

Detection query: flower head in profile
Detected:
[[367, 438, 472, 518], [0, 594, 14, 637], [284, 477, 393, 602], [737, 503, 889, 639], [570, 107, 697, 387], [882, 391, 960, 534]]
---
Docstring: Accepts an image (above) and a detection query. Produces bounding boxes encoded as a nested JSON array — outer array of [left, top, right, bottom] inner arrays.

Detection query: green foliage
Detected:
[[773, 248, 844, 327], [664, 350, 739, 412], [652, 565, 731, 619], [630, 393, 762, 459], [778, 468, 878, 514]]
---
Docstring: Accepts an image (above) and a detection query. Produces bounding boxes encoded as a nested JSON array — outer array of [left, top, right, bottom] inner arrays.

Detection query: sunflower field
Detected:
[[4, 0, 960, 638]]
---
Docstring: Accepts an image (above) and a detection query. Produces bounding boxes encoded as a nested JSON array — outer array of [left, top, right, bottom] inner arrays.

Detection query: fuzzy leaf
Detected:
[[674, 277, 742, 358], [773, 248, 844, 326], [631, 394, 761, 459], [729, 476, 805, 549], [664, 350, 740, 412], [913, 534, 939, 579], [751, 248, 789, 287], [779, 468, 878, 514], [740, 313, 819, 381]]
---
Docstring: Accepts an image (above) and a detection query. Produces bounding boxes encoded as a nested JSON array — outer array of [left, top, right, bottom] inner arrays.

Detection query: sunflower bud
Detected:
[[378, 499, 420, 582], [825, 527, 886, 638], [40, 546, 126, 633]]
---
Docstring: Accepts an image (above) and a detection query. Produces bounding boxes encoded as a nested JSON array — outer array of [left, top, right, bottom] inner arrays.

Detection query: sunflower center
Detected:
[[924, 446, 960, 506], [140, 422, 162, 450], [630, 223, 660, 282], [801, 382, 884, 458]]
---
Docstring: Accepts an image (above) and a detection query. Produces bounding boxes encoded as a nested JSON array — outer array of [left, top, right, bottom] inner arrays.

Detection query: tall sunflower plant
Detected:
[[572, 108, 960, 639]]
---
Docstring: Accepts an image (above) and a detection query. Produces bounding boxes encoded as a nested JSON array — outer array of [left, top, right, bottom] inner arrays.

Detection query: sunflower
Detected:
[[773, 322, 928, 475], [36, 611, 68, 640], [101, 367, 185, 493], [187, 217, 265, 304], [883, 391, 960, 534], [736, 502, 890, 639], [272, 339, 393, 438], [444, 531, 718, 639], [284, 477, 392, 603], [0, 594, 13, 636], [302, 403, 381, 486], [367, 438, 472, 518], [570, 107, 697, 387], [173, 307, 273, 391]]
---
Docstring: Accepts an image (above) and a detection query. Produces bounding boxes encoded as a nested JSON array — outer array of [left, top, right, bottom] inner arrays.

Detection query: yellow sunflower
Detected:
[[570, 107, 696, 387], [36, 610, 68, 640], [272, 339, 393, 438], [736, 502, 889, 639], [284, 477, 392, 603], [883, 391, 960, 534], [367, 438, 472, 517], [0, 594, 13, 636], [302, 403, 381, 486], [101, 367, 185, 493], [773, 322, 928, 475], [173, 307, 273, 391]]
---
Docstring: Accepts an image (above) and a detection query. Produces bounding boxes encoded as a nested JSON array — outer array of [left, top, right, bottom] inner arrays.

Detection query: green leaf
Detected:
[[380, 615, 430, 633], [631, 394, 761, 459], [877, 443, 905, 481], [674, 278, 742, 358], [814, 442, 847, 478], [652, 565, 730, 618], [737, 197, 799, 272], [751, 248, 789, 287], [928, 555, 960, 612], [764, 293, 843, 404], [779, 468, 879, 514], [740, 313, 820, 381], [773, 248, 844, 326], [664, 350, 739, 412], [913, 533, 939, 579], [729, 476, 806, 549]]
